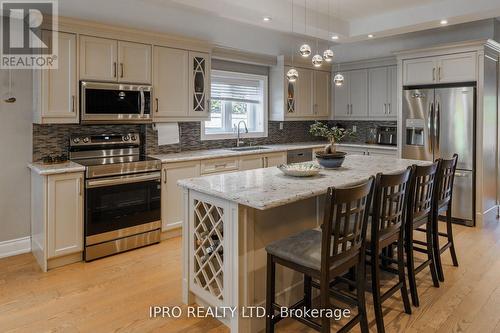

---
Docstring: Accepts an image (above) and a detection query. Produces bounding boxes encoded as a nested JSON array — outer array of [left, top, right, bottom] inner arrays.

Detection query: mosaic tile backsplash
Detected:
[[32, 120, 396, 161]]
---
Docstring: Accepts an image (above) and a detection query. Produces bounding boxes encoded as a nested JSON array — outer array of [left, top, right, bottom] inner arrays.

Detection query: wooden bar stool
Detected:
[[405, 162, 440, 307], [367, 167, 413, 333], [432, 154, 459, 282], [265, 178, 374, 333]]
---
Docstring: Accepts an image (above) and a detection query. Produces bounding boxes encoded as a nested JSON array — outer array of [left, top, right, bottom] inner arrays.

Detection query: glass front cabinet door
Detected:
[[189, 52, 211, 118]]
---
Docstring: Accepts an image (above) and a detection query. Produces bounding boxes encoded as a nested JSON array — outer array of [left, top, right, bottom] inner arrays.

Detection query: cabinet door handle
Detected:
[[432, 67, 436, 82], [155, 98, 159, 113], [71, 95, 76, 113], [120, 63, 124, 78], [215, 163, 227, 168], [163, 169, 167, 184], [347, 104, 350, 115], [113, 62, 117, 78], [388, 103, 391, 114], [438, 67, 441, 81], [384, 103, 387, 114]]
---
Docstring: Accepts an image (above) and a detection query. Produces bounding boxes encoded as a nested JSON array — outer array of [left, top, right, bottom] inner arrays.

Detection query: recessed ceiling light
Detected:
[[331, 35, 339, 40], [440, 19, 448, 25], [368, 34, 374, 38], [263, 16, 272, 22]]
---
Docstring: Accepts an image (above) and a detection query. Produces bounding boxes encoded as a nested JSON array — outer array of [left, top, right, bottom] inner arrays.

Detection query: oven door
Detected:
[[81, 81, 152, 123], [85, 172, 161, 244]]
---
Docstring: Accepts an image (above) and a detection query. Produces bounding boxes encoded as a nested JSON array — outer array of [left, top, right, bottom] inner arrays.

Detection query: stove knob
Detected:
[[72, 137, 80, 144], [83, 137, 89, 143], [131, 135, 137, 141], [123, 135, 130, 141]]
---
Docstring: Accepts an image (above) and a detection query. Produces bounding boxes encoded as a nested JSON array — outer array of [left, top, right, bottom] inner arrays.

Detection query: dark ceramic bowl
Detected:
[[316, 151, 346, 169]]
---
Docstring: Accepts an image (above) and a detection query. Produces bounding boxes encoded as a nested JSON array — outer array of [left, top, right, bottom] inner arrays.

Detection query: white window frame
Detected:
[[201, 70, 268, 141]]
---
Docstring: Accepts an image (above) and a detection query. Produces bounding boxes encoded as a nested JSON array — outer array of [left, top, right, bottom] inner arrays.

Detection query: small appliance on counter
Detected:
[[41, 154, 68, 165], [69, 133, 161, 261], [376, 126, 397, 146], [366, 127, 378, 144]]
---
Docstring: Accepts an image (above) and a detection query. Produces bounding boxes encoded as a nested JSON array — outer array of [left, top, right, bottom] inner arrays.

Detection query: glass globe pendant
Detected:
[[334, 73, 345, 86], [323, 49, 334, 62], [312, 54, 323, 67], [286, 68, 299, 82], [299, 44, 311, 57]]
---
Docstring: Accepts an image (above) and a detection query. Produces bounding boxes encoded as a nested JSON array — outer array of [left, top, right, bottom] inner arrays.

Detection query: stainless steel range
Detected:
[[69, 133, 162, 261]]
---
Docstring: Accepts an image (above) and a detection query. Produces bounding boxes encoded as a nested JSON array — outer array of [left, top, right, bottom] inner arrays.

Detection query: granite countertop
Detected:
[[178, 155, 428, 210], [152, 142, 397, 163], [28, 161, 85, 175]]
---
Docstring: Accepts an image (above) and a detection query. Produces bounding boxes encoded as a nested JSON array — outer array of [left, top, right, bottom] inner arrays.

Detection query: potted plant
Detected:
[[309, 121, 354, 168]]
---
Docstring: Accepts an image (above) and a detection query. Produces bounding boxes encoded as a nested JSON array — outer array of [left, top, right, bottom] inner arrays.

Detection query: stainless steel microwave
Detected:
[[80, 81, 152, 124]]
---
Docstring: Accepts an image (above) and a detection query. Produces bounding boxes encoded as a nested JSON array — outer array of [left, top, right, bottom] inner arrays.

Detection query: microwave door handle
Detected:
[[140, 89, 145, 117]]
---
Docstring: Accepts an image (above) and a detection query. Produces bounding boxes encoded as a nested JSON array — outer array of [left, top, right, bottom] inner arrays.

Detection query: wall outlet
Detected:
[[279, 122, 284, 130], [352, 125, 357, 133]]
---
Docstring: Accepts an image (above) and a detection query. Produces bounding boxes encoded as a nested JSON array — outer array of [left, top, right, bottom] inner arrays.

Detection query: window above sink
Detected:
[[201, 70, 268, 140]]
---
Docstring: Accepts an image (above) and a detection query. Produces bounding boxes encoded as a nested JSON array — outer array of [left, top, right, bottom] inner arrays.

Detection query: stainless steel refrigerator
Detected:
[[402, 85, 475, 226]]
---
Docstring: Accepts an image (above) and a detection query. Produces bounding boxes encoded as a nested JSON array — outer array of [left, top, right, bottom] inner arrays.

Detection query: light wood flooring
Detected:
[[1, 217, 499, 333]]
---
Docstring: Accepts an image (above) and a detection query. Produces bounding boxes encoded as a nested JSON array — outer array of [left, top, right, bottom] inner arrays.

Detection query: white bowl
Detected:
[[277, 163, 321, 177]]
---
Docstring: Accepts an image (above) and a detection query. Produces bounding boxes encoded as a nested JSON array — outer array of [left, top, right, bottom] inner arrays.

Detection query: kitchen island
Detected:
[[178, 155, 429, 332]]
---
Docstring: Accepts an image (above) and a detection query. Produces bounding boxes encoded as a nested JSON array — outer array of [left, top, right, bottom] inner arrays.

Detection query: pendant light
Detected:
[[299, 0, 311, 57], [311, 0, 322, 67], [332, 0, 344, 86], [286, 0, 299, 82], [323, 0, 334, 63]]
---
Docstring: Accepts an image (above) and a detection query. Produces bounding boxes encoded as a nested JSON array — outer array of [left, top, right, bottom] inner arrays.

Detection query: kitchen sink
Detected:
[[226, 146, 270, 152]]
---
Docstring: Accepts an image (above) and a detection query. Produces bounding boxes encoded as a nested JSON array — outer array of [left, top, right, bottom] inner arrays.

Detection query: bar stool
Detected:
[[432, 154, 459, 282], [405, 162, 440, 307], [367, 167, 413, 333], [265, 178, 374, 333]]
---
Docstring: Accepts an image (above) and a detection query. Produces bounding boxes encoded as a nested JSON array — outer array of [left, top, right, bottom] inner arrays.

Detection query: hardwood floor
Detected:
[[1, 217, 499, 333]]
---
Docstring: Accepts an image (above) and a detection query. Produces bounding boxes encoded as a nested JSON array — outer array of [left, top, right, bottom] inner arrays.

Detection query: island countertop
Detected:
[[178, 155, 429, 210]]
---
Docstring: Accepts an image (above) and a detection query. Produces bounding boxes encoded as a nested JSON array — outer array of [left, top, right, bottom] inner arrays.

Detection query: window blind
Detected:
[[211, 75, 262, 104]]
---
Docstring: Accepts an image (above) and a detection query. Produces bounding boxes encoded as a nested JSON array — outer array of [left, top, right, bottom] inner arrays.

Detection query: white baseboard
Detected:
[[0, 236, 31, 259]]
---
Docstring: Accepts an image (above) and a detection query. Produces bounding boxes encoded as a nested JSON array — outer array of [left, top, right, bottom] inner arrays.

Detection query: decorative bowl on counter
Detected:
[[278, 163, 321, 177], [316, 151, 347, 169]]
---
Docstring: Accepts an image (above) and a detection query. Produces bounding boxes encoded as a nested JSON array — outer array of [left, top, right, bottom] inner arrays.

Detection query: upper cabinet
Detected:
[[368, 66, 397, 119], [270, 57, 331, 121], [153, 46, 189, 119], [152, 49, 211, 122], [189, 52, 211, 118], [334, 65, 397, 121], [403, 52, 477, 85], [80, 36, 151, 84], [33, 31, 78, 124], [334, 69, 368, 119]]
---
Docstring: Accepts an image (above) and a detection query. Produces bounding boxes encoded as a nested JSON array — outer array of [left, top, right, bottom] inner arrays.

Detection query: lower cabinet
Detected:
[[239, 152, 286, 170], [161, 161, 200, 232], [31, 171, 84, 271]]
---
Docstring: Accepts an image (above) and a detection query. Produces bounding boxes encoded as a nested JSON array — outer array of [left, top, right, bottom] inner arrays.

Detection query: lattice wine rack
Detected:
[[193, 200, 224, 301]]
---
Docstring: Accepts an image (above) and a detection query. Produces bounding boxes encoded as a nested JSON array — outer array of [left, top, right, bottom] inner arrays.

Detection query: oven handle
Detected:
[[86, 172, 161, 188]]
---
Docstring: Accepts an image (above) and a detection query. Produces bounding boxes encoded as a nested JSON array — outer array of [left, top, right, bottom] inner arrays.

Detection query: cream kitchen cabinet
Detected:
[[33, 31, 78, 124], [368, 66, 397, 119], [313, 70, 331, 118], [270, 56, 331, 121], [239, 152, 287, 171], [403, 52, 477, 85], [80, 36, 151, 84], [161, 161, 200, 232], [153, 46, 189, 119], [201, 157, 239, 175], [334, 69, 368, 119], [118, 41, 152, 84], [188, 52, 211, 118], [31, 171, 84, 272], [336, 144, 397, 157]]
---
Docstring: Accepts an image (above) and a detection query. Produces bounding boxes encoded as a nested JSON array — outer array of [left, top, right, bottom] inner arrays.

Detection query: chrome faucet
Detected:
[[236, 120, 248, 147]]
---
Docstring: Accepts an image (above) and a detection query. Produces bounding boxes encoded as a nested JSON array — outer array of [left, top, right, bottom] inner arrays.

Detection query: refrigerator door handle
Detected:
[[435, 101, 440, 153], [428, 101, 434, 154]]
